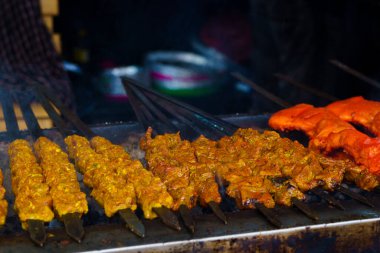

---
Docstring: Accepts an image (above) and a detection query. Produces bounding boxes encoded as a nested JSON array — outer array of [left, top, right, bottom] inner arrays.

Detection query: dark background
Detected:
[[55, 0, 380, 124]]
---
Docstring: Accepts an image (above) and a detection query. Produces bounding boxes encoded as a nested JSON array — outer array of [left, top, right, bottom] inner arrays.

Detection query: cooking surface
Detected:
[[0, 115, 379, 252]]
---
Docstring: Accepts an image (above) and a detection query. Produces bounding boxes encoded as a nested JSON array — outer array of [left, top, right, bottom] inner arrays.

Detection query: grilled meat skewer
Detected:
[[64, 135, 144, 236], [34, 137, 88, 242], [89, 136, 178, 228], [141, 128, 226, 227], [8, 139, 54, 246], [0, 170, 8, 226], [193, 134, 305, 208]]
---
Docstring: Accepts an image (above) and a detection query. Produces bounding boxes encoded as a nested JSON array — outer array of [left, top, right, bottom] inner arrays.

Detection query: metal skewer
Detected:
[[310, 188, 345, 210], [255, 203, 282, 228], [336, 185, 374, 208], [118, 209, 146, 238], [62, 213, 85, 243], [329, 59, 380, 90], [208, 201, 227, 225], [179, 205, 195, 233], [231, 72, 291, 108], [33, 85, 148, 238], [27, 219, 46, 247], [291, 198, 319, 221], [126, 82, 229, 229], [274, 73, 338, 102], [153, 206, 181, 231], [0, 88, 47, 247], [15, 94, 86, 243], [124, 79, 286, 228]]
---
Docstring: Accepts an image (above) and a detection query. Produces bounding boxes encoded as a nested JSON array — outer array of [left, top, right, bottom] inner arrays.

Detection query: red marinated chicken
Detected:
[[326, 96, 380, 136], [269, 104, 380, 176]]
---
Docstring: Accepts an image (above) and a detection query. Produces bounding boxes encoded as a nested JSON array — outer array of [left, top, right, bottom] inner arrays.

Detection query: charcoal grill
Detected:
[[0, 86, 379, 252]]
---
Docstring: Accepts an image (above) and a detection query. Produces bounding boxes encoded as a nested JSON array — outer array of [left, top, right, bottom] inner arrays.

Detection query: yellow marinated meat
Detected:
[[34, 137, 88, 218], [0, 170, 8, 225], [140, 128, 197, 210], [90, 136, 173, 219], [8, 139, 54, 229], [64, 135, 136, 217]]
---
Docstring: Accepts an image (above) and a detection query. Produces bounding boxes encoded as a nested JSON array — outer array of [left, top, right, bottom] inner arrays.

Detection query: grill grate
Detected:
[[0, 86, 378, 251]]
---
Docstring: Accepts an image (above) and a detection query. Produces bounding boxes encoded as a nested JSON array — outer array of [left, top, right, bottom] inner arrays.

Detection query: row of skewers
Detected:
[[3, 119, 380, 246], [2, 80, 380, 247]]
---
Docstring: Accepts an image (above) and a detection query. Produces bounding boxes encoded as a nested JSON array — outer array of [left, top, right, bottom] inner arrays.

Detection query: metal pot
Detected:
[[145, 51, 227, 96]]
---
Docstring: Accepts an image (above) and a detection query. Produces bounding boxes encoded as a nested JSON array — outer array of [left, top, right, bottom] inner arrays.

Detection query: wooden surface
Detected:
[[0, 103, 53, 131], [40, 0, 59, 15], [40, 0, 61, 53]]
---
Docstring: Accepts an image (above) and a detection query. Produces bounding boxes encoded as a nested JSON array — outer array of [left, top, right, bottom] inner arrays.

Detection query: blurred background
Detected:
[[42, 0, 380, 124]]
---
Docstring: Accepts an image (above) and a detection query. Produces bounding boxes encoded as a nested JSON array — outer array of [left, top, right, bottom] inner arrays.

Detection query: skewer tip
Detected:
[[27, 220, 46, 247], [119, 209, 146, 238], [291, 198, 319, 221], [179, 205, 195, 233], [62, 213, 85, 243], [255, 203, 282, 228], [208, 201, 227, 225], [336, 186, 375, 208], [153, 207, 182, 231]]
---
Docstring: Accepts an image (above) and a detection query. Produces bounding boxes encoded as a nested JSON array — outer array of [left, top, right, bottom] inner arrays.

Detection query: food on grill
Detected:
[[8, 139, 54, 229], [64, 135, 137, 217], [326, 96, 380, 136], [140, 128, 199, 210], [192, 134, 285, 208], [34, 137, 88, 218], [229, 128, 345, 191], [90, 136, 173, 219], [192, 127, 378, 207], [269, 103, 380, 178], [0, 170, 8, 225]]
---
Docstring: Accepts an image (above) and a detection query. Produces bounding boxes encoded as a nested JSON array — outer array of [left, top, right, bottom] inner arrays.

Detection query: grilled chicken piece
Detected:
[[192, 133, 304, 209], [269, 104, 380, 178], [0, 170, 8, 225], [192, 135, 277, 209], [140, 128, 198, 210], [90, 136, 173, 219], [232, 128, 345, 192], [34, 137, 88, 218], [326, 96, 380, 136], [8, 140, 54, 229], [65, 135, 137, 217]]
